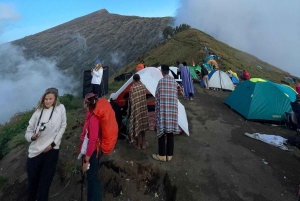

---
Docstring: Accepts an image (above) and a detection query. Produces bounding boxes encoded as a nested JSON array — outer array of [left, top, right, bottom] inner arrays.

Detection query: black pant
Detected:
[[158, 132, 174, 156], [295, 113, 300, 130], [87, 151, 102, 201], [92, 84, 100, 97], [27, 149, 59, 201]]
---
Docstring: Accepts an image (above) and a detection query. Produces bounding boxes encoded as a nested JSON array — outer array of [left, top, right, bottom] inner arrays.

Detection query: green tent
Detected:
[[224, 78, 297, 121]]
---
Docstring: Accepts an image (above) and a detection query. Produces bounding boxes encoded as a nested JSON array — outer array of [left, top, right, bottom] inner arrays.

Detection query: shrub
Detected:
[[0, 111, 32, 159], [59, 94, 82, 110]]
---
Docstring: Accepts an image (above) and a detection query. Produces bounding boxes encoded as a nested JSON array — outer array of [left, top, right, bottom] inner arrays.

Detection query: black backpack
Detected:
[[287, 135, 300, 149]]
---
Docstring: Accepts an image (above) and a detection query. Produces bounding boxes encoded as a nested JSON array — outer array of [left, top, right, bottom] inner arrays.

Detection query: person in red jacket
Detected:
[[136, 61, 145, 72], [79, 93, 102, 201], [243, 70, 250, 80]]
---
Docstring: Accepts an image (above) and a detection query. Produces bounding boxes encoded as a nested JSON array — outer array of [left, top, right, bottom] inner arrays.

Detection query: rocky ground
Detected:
[[1, 84, 300, 201]]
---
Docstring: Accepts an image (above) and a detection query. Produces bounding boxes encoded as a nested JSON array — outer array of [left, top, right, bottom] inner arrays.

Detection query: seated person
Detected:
[[291, 94, 300, 135]]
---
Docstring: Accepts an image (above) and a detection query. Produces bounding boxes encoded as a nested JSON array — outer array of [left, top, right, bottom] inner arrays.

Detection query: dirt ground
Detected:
[[1, 84, 300, 201]]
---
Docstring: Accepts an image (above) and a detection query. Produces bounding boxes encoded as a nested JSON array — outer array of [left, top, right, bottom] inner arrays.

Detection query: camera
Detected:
[[39, 123, 46, 131]]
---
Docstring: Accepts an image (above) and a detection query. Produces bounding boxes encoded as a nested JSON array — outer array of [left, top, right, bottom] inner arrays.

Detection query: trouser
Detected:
[[92, 84, 101, 97], [27, 149, 59, 201], [87, 151, 102, 201], [203, 75, 209, 89], [295, 113, 300, 136], [158, 132, 174, 156]]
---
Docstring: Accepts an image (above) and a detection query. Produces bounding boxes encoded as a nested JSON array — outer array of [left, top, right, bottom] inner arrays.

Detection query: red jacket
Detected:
[[80, 111, 99, 157], [243, 71, 250, 80]]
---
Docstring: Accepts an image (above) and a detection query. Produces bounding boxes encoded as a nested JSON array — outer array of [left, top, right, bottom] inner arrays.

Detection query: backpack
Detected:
[[93, 98, 118, 155]]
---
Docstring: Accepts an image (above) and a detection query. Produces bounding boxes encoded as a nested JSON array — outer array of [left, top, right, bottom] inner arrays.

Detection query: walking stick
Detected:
[[80, 157, 85, 201]]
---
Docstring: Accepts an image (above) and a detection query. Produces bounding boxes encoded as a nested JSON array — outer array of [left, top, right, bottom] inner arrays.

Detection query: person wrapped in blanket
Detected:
[[129, 74, 149, 149], [291, 94, 300, 136], [79, 93, 102, 201], [152, 65, 180, 162]]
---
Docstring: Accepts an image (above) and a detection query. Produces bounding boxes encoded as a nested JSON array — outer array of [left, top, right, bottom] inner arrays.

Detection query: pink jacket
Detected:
[[80, 111, 100, 157], [296, 83, 300, 94]]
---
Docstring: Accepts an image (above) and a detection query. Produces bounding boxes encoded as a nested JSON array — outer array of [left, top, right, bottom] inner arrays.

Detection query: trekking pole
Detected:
[[80, 157, 85, 201]]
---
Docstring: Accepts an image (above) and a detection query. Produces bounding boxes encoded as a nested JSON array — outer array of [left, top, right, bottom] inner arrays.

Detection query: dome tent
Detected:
[[224, 78, 297, 121], [200, 70, 235, 91]]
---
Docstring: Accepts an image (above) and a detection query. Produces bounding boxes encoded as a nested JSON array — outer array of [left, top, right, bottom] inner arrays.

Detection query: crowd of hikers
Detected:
[[23, 56, 300, 201], [24, 61, 182, 201]]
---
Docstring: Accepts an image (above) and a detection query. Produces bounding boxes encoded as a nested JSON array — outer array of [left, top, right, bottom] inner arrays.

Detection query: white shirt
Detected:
[[91, 68, 103, 85], [25, 104, 67, 158]]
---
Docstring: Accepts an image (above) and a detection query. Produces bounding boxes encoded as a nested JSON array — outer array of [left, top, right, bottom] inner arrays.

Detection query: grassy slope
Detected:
[[110, 28, 298, 86]]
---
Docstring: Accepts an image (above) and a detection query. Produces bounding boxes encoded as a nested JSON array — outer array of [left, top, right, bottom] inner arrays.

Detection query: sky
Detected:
[[0, 0, 300, 123], [0, 0, 178, 43]]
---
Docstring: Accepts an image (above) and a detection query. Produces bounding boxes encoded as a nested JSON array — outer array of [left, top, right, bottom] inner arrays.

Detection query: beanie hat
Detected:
[[94, 60, 101, 66]]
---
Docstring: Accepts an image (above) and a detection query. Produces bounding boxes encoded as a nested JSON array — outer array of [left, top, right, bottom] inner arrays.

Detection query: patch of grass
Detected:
[[111, 28, 299, 84], [109, 80, 128, 92], [59, 94, 82, 110], [0, 111, 33, 159], [7, 134, 27, 150]]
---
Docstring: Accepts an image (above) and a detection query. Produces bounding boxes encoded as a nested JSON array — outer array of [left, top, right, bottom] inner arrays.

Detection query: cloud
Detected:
[[0, 43, 77, 124], [175, 0, 300, 77], [0, 3, 20, 21], [0, 3, 21, 41]]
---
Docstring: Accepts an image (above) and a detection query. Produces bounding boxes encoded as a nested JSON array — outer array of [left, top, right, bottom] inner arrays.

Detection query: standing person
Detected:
[[177, 61, 183, 79], [296, 82, 300, 94], [181, 62, 195, 100], [228, 68, 233, 80], [91, 60, 103, 98], [152, 65, 180, 162], [25, 88, 67, 201], [201, 64, 209, 89], [79, 93, 102, 201], [129, 74, 149, 149], [243, 70, 250, 80], [136, 61, 145, 72], [291, 94, 300, 136]]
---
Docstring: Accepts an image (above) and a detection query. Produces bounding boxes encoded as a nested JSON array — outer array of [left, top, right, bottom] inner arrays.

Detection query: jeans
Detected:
[[27, 149, 59, 201], [158, 132, 174, 156], [86, 151, 102, 201]]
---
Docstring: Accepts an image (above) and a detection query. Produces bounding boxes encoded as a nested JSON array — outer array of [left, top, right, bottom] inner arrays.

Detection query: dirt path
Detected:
[[1, 84, 300, 201]]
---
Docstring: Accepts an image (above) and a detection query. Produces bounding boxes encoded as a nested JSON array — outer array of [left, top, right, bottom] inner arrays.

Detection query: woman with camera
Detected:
[[25, 87, 67, 201], [78, 93, 102, 201]]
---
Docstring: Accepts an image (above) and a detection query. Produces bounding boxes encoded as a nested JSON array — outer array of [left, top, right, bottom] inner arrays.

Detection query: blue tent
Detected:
[[227, 73, 239, 85], [224, 78, 297, 121]]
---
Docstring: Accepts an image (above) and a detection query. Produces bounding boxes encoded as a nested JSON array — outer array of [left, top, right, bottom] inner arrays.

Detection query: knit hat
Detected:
[[94, 60, 101, 66]]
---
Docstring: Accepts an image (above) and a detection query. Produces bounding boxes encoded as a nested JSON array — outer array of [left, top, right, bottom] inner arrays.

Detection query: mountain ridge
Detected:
[[9, 9, 171, 75]]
